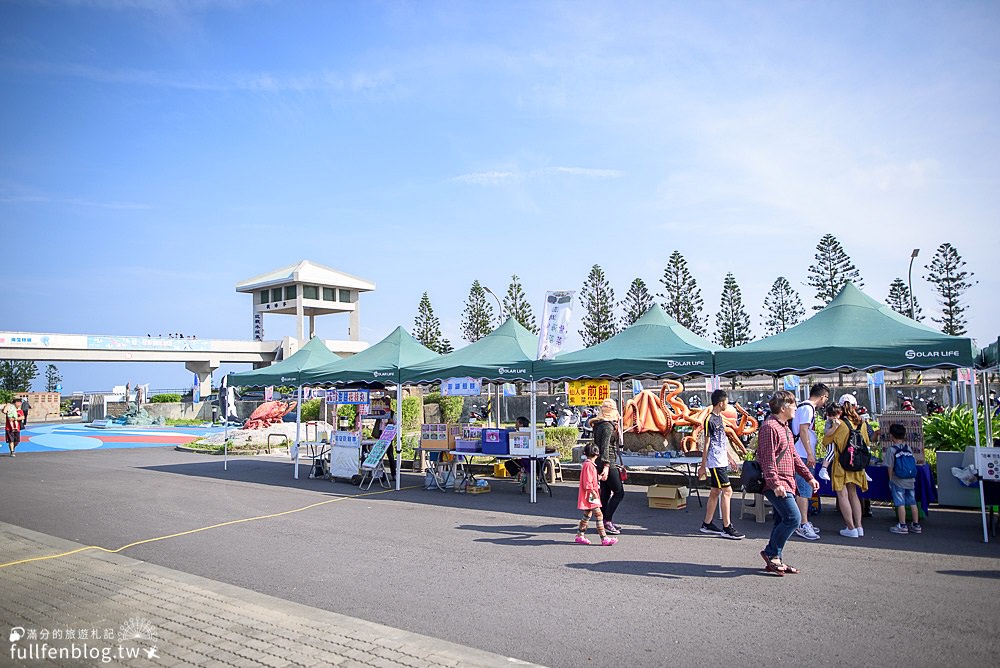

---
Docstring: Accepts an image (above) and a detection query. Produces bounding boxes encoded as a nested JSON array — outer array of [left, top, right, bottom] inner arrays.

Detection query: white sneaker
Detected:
[[857, 527, 864, 537], [806, 522, 821, 534], [840, 527, 860, 538], [818, 467, 831, 481], [864, 472, 873, 482], [795, 525, 820, 540]]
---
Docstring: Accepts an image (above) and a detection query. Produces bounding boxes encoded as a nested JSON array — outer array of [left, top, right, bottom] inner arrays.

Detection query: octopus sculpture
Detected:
[[623, 380, 757, 467], [243, 400, 297, 430]]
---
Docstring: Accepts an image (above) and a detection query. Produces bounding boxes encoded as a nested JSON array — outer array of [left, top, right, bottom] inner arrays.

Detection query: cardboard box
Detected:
[[509, 431, 546, 456], [646, 485, 689, 510], [420, 423, 461, 451]]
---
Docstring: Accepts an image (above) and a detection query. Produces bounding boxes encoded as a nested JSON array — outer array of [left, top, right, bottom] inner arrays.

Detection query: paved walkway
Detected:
[[0, 522, 539, 667]]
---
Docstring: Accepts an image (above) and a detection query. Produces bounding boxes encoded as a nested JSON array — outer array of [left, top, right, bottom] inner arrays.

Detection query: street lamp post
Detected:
[[908, 248, 920, 319], [483, 286, 505, 321]]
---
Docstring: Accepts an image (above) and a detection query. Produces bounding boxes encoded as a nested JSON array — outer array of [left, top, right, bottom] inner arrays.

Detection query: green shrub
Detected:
[[923, 406, 991, 452], [401, 396, 422, 430], [439, 396, 464, 423], [0, 390, 14, 405], [543, 426, 579, 460], [299, 398, 321, 421], [338, 404, 357, 429], [150, 394, 182, 403], [420, 392, 463, 424]]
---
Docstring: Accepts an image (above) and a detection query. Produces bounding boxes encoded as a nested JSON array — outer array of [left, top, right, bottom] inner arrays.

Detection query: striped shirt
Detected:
[[758, 415, 814, 493]]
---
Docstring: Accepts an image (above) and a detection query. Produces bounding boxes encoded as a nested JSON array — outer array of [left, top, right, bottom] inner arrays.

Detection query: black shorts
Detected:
[[5, 429, 20, 445], [708, 467, 731, 489]]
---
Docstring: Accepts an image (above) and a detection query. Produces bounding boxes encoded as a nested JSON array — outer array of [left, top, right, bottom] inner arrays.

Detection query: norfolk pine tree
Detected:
[[762, 277, 805, 335], [621, 278, 654, 326], [923, 243, 977, 336], [578, 264, 618, 347], [45, 364, 62, 393], [503, 274, 538, 334], [413, 292, 443, 352], [806, 234, 863, 310], [886, 279, 924, 321], [0, 361, 38, 392], [715, 273, 753, 348], [461, 280, 495, 342], [658, 250, 706, 336]]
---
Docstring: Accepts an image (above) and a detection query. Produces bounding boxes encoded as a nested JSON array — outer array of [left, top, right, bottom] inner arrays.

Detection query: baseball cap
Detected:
[[839, 394, 857, 406]]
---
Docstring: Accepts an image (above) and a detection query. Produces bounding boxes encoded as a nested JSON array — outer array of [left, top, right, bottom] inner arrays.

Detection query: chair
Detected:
[[740, 488, 768, 523]]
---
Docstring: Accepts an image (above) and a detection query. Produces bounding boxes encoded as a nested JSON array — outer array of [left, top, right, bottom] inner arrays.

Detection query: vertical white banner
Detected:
[[537, 290, 575, 360], [253, 313, 264, 341]]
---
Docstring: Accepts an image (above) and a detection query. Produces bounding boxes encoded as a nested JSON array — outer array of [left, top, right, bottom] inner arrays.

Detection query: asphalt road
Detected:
[[1, 447, 999, 667]]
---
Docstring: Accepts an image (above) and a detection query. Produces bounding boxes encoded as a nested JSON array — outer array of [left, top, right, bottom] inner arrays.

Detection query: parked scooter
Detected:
[[544, 404, 558, 428], [557, 407, 580, 428]]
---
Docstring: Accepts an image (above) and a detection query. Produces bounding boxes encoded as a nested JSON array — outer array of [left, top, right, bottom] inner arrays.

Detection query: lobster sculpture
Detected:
[[623, 380, 757, 467], [243, 400, 297, 430]]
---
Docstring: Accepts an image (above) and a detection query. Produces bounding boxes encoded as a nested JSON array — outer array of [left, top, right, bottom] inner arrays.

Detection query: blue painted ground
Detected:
[[10, 423, 226, 453]]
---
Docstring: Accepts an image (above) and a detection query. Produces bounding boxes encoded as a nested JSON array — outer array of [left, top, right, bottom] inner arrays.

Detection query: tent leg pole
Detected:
[[396, 384, 402, 491], [530, 379, 537, 504], [971, 371, 987, 543], [294, 386, 302, 480]]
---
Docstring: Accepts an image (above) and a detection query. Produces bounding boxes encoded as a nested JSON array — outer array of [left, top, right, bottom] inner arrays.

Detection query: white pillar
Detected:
[[308, 314, 316, 339], [349, 297, 361, 341], [296, 295, 305, 341], [184, 361, 217, 399]]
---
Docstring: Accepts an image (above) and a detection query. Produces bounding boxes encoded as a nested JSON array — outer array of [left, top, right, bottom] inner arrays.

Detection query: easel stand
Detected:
[[359, 460, 392, 491]]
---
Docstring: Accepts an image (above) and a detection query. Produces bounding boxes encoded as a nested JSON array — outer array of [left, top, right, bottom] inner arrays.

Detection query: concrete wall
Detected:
[[107, 402, 214, 421]]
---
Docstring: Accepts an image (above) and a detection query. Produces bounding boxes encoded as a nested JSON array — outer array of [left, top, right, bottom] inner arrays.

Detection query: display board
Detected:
[[362, 423, 398, 470], [442, 377, 482, 397], [337, 389, 370, 404], [568, 380, 610, 406], [878, 411, 926, 464]]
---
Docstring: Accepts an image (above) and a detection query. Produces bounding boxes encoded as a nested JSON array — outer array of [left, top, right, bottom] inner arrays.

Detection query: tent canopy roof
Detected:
[[307, 326, 438, 386], [401, 317, 537, 384], [533, 304, 718, 380], [226, 336, 344, 388], [714, 282, 977, 375]]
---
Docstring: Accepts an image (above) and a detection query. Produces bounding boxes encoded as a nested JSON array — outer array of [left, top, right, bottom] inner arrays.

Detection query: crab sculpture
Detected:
[[623, 380, 757, 466], [243, 400, 297, 430]]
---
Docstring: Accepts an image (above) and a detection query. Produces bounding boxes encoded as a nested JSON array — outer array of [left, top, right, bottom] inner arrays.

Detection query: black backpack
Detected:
[[791, 401, 812, 443], [837, 422, 871, 472]]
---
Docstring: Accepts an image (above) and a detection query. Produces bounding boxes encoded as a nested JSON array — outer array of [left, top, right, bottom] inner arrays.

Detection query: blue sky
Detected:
[[2, 1, 998, 393]]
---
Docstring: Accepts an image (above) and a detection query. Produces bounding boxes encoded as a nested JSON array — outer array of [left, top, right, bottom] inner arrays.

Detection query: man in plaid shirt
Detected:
[[757, 390, 819, 576]]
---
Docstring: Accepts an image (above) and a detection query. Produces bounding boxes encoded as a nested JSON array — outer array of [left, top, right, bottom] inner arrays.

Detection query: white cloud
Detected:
[[452, 166, 622, 186]]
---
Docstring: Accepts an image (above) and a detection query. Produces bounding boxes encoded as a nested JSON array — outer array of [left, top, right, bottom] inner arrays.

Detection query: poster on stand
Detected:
[[537, 290, 575, 360], [362, 423, 399, 470]]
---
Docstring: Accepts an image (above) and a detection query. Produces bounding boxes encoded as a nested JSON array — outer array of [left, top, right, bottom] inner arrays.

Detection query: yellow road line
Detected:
[[0, 484, 419, 570]]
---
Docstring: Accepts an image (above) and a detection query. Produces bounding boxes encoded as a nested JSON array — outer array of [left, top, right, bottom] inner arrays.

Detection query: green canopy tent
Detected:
[[714, 283, 977, 376], [308, 326, 439, 386], [227, 336, 344, 388], [533, 304, 718, 381], [400, 317, 544, 501], [225, 336, 347, 478], [307, 326, 439, 490], [400, 317, 537, 385]]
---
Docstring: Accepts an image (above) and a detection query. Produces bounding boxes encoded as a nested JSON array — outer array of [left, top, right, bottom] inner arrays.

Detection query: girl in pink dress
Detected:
[[576, 444, 617, 545]]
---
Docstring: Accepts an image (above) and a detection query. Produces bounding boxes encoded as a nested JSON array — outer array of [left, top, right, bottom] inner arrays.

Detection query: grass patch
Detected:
[[165, 418, 208, 426]]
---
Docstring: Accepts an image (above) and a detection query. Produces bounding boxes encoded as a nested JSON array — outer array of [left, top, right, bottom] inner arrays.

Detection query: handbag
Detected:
[[741, 423, 788, 493], [615, 451, 629, 482], [740, 459, 765, 493]]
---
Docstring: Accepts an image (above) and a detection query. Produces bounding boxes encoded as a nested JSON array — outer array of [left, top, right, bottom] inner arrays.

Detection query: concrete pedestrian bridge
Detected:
[[0, 331, 367, 394], [1, 260, 374, 395]]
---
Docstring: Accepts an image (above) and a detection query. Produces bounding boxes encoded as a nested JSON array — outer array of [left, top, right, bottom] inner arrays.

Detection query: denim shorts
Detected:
[[891, 484, 916, 507], [794, 457, 813, 497]]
